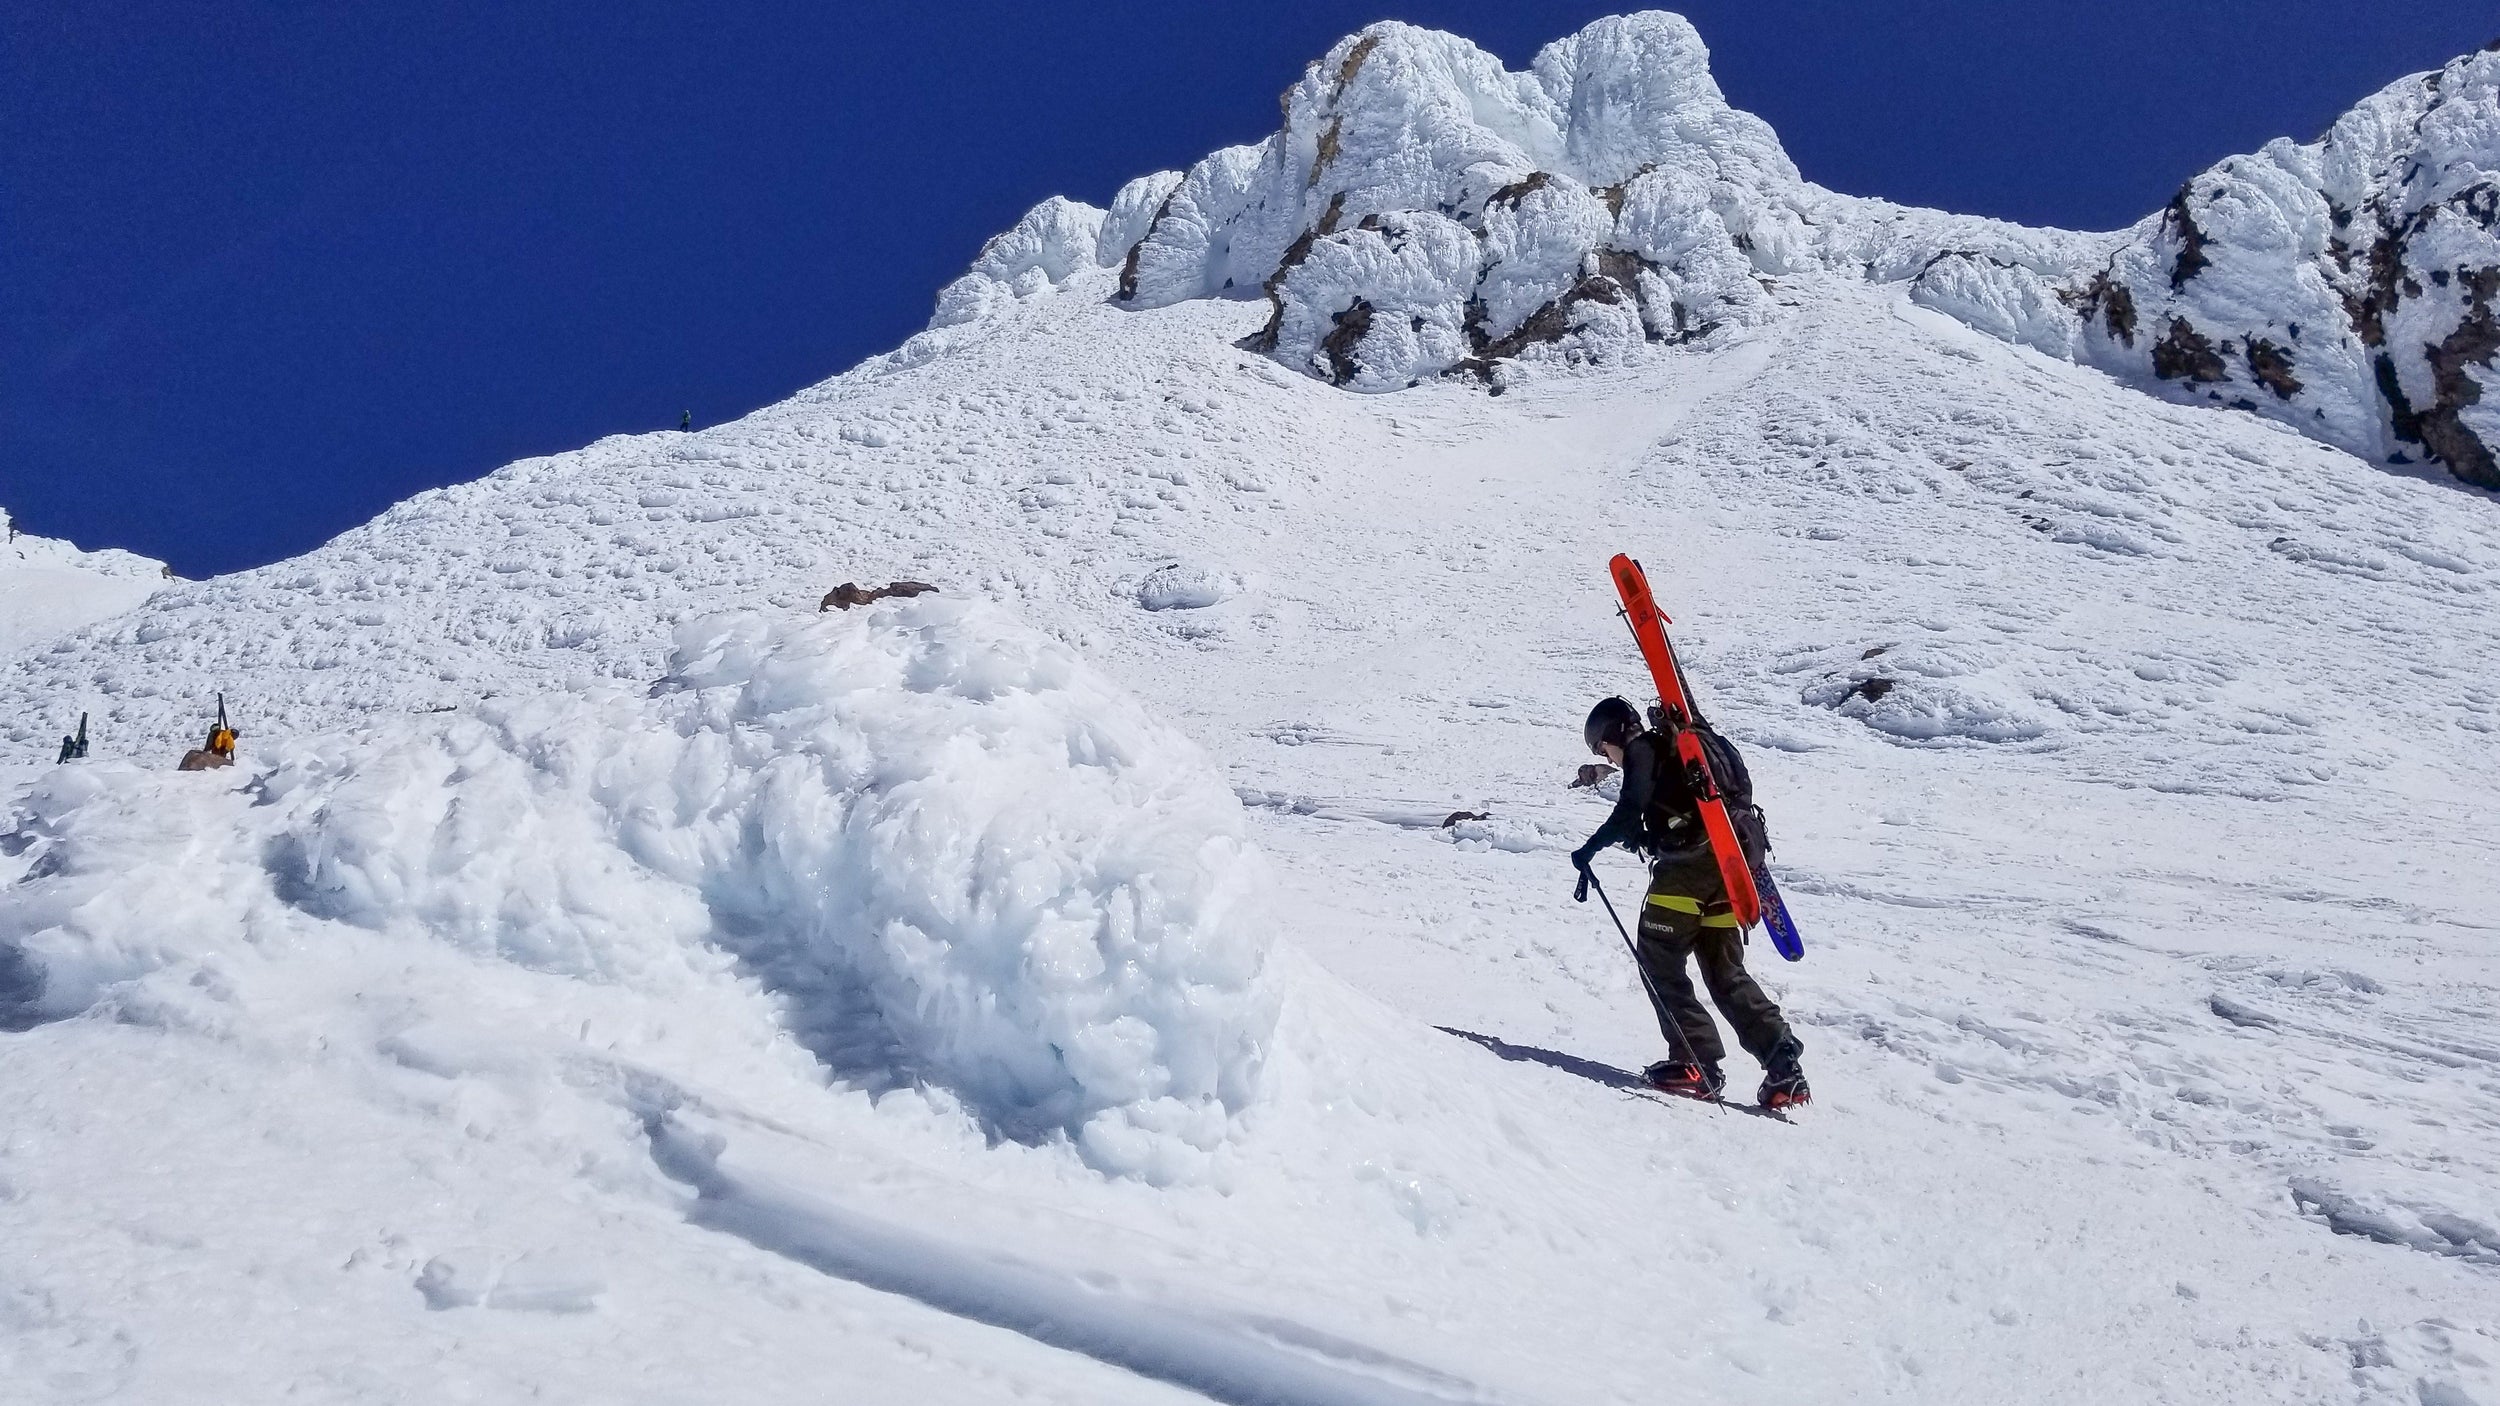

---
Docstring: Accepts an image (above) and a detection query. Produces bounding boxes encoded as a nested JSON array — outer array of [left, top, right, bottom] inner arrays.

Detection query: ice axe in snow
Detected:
[[1576, 868, 1725, 1112]]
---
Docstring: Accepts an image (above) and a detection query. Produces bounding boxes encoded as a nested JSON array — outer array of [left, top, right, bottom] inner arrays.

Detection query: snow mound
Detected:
[[1, 597, 1278, 1182], [1135, 561, 1241, 611], [931, 196, 1111, 328]]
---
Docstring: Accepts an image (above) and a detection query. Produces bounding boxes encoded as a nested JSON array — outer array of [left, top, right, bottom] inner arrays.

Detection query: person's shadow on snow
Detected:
[[1436, 1027, 1649, 1091], [1439, 1027, 1793, 1120]]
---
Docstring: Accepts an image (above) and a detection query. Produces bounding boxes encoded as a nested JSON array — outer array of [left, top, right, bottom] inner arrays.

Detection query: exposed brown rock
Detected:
[[2376, 353, 2423, 445], [2245, 337, 2303, 399], [1310, 115, 1344, 187], [1316, 191, 1346, 237], [2164, 186, 2212, 290], [2347, 220, 2406, 347], [1452, 262, 1636, 382], [1591, 248, 1662, 340], [1334, 33, 1379, 94], [1439, 810, 1491, 828], [1484, 170, 1551, 213], [2066, 269, 2138, 346], [1320, 299, 1375, 385], [2411, 267, 2500, 488], [1591, 248, 1649, 288], [1116, 190, 1177, 302], [1245, 194, 1347, 354], [2455, 182, 2500, 230], [2151, 318, 2228, 383], [1593, 164, 1655, 220], [821, 581, 939, 612], [1664, 299, 1718, 345]]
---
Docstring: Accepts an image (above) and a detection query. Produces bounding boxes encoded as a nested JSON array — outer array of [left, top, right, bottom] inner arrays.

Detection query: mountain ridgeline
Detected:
[[935, 13, 2500, 491]]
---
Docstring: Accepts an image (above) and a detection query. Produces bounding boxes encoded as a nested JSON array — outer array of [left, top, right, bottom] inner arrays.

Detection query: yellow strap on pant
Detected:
[[1649, 892, 1742, 928]]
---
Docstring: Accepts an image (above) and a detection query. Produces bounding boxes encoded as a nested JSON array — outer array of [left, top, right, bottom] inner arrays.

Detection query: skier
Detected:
[[176, 696, 239, 772], [680, 410, 692, 432], [56, 713, 89, 764], [1571, 696, 1810, 1108]]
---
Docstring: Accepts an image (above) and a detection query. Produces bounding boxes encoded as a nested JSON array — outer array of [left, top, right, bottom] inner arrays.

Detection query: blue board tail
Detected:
[[1756, 865, 1805, 961]]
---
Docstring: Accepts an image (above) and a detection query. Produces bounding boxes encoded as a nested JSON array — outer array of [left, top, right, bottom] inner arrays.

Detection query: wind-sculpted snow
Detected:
[[1917, 45, 2500, 489], [933, 11, 2500, 486], [942, 13, 2099, 393], [1, 597, 1278, 1183]]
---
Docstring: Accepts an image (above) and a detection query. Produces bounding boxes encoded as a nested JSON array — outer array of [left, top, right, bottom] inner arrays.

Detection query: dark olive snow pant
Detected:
[[1635, 847, 1796, 1069]]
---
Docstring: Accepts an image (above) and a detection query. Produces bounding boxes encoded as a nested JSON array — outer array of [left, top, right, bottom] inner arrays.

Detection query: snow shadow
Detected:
[[1435, 1028, 1647, 1092], [0, 941, 42, 1032], [647, 1118, 1514, 1406], [1439, 1029, 1792, 1121]]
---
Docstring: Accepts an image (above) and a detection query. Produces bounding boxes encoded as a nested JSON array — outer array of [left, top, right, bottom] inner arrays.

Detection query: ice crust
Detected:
[[935, 11, 2500, 486], [1, 597, 1277, 1182]]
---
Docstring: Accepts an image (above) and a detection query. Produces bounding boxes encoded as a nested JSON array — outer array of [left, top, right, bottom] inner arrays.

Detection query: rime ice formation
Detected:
[[937, 13, 2500, 489], [937, 14, 2096, 397], [1916, 45, 2500, 488]]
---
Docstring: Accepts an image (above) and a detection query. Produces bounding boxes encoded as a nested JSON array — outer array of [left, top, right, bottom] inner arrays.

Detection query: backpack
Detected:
[[1645, 712, 1772, 871], [1697, 720, 1773, 871]]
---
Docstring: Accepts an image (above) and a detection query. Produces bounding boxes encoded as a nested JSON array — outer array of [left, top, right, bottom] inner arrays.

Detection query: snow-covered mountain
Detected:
[[0, 506, 166, 662], [1923, 42, 2500, 487], [943, 15, 2500, 490], [4, 13, 2497, 1406]]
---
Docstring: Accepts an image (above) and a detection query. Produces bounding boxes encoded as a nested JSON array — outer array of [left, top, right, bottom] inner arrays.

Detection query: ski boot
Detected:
[[1757, 1040, 1811, 1110], [1643, 1059, 1725, 1101]]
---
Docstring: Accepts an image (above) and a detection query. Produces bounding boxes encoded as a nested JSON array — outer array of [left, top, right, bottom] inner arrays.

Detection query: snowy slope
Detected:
[[0, 507, 165, 663], [6, 14, 2500, 1406]]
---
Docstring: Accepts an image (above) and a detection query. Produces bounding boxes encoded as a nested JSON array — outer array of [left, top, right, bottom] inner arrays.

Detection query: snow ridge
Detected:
[[0, 504, 168, 659], [937, 12, 2500, 488], [936, 14, 2094, 396], [1918, 43, 2500, 487]]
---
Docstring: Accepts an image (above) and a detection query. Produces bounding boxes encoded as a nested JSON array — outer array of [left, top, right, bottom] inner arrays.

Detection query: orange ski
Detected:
[[1608, 554, 1763, 929]]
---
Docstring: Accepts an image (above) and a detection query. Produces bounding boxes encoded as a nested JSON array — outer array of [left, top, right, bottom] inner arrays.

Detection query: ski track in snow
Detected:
[[3, 258, 2498, 1404]]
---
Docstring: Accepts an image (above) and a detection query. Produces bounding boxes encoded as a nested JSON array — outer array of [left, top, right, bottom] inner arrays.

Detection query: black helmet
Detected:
[[1584, 696, 1641, 755]]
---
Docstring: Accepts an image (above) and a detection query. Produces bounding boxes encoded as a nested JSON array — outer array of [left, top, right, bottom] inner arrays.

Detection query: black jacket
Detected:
[[1573, 731, 1705, 866]]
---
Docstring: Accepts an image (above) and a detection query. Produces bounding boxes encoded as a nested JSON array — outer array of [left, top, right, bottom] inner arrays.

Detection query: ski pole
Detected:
[[1582, 870, 1724, 1111]]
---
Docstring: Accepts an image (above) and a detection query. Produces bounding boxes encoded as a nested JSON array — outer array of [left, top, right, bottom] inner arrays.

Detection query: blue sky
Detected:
[[7, 1, 2491, 577]]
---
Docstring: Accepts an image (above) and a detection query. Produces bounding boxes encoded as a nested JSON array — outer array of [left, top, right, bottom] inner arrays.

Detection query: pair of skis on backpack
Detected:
[[1608, 554, 1804, 963]]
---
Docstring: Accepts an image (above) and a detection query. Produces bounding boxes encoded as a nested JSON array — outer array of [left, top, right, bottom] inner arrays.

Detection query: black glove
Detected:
[[1570, 846, 1595, 902]]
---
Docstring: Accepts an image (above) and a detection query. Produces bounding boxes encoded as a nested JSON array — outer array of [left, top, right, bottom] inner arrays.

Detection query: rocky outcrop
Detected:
[[1918, 46, 2500, 489], [1107, 15, 2097, 392], [936, 14, 2093, 393], [930, 12, 2500, 489]]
